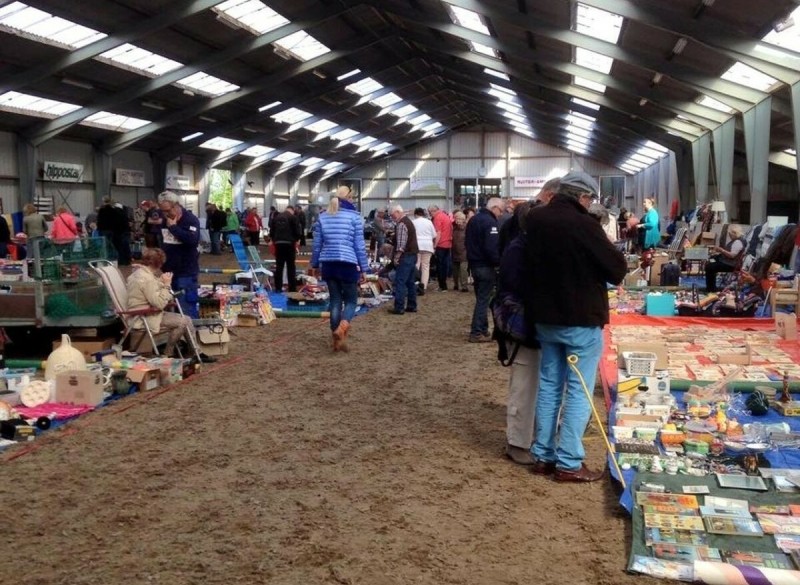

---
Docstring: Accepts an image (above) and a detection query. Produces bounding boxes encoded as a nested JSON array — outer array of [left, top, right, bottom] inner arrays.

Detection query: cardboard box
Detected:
[[776, 313, 797, 341], [55, 370, 105, 406], [147, 358, 183, 385], [236, 313, 259, 327], [649, 254, 670, 286], [52, 337, 115, 360], [197, 326, 230, 356], [701, 232, 716, 246], [617, 369, 671, 404], [126, 366, 161, 391], [617, 342, 669, 370]]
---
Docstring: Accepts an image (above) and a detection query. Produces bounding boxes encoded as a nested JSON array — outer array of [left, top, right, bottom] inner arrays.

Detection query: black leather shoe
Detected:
[[198, 352, 217, 364], [530, 459, 557, 475], [387, 308, 405, 315], [554, 464, 604, 483], [405, 308, 417, 313]]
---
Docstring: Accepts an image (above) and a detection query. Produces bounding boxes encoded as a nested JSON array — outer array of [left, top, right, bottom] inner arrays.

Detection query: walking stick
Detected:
[[567, 354, 626, 489]]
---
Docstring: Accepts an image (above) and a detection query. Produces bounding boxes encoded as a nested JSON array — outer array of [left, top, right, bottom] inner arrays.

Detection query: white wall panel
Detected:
[[413, 159, 448, 178], [485, 159, 506, 178], [110, 186, 154, 210], [362, 178, 387, 201], [42, 184, 94, 217], [0, 132, 17, 177], [509, 157, 570, 178], [450, 158, 483, 177], [388, 159, 423, 178], [296, 177, 311, 199], [389, 179, 410, 199], [245, 170, 264, 193], [509, 135, 564, 157], [450, 133, 481, 157], [112, 150, 152, 185], [38, 139, 95, 181], [485, 133, 507, 158], [408, 138, 448, 159], [576, 157, 625, 177], [272, 174, 289, 196], [0, 179, 20, 213]]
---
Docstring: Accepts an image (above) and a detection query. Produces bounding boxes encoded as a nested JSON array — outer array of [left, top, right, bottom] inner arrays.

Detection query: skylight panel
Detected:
[[300, 157, 323, 167], [495, 101, 523, 115], [98, 44, 182, 77], [575, 3, 623, 44], [370, 141, 393, 152], [637, 146, 664, 159], [484, 68, 509, 81], [784, 148, 797, 156], [574, 76, 606, 94], [644, 141, 668, 153], [372, 92, 402, 108], [213, 0, 289, 35], [200, 137, 243, 151], [721, 62, 778, 92], [332, 128, 358, 142], [762, 5, 800, 52], [420, 121, 443, 133], [323, 161, 343, 170], [488, 88, 520, 104], [575, 48, 614, 74], [471, 41, 499, 59], [571, 97, 600, 111], [346, 77, 383, 96], [305, 119, 337, 134], [567, 114, 594, 129], [274, 31, 330, 61], [696, 94, 735, 114], [392, 104, 418, 118], [503, 111, 527, 124], [408, 113, 432, 127], [566, 125, 592, 138], [177, 72, 240, 97], [0, 90, 81, 118], [0, 3, 106, 49], [241, 145, 274, 157], [182, 132, 203, 142], [447, 3, 491, 36], [620, 164, 639, 174], [566, 143, 588, 154], [273, 151, 301, 162], [337, 69, 361, 81], [630, 153, 656, 165], [82, 111, 150, 132], [271, 107, 312, 125], [571, 111, 596, 122], [354, 135, 378, 147], [489, 82, 516, 96]]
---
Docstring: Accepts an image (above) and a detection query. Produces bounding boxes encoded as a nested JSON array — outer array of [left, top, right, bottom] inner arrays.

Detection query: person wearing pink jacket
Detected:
[[50, 207, 79, 242]]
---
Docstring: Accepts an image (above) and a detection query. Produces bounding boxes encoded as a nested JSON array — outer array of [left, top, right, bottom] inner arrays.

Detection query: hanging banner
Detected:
[[514, 176, 547, 189], [165, 174, 191, 190], [115, 168, 146, 187], [43, 161, 83, 182], [410, 178, 446, 194]]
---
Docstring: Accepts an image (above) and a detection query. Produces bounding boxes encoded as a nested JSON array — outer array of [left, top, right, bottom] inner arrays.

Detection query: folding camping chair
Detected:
[[228, 233, 273, 289], [666, 226, 688, 260], [89, 260, 202, 362]]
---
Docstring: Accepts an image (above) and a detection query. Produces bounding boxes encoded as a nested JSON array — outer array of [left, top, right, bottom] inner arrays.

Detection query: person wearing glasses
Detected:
[[465, 197, 504, 342], [521, 171, 626, 482]]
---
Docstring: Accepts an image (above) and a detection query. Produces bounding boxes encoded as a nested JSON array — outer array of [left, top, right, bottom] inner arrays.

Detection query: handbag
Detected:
[[491, 294, 530, 367]]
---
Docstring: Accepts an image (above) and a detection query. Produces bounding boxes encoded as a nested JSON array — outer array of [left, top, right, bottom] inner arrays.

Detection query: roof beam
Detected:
[[22, 3, 350, 146], [0, 0, 222, 95]]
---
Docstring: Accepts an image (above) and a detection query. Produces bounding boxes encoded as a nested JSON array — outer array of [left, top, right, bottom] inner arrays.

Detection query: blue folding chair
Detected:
[[228, 234, 272, 289]]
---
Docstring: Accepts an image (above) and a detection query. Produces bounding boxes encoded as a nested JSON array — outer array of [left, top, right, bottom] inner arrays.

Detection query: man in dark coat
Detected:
[[522, 171, 626, 483], [465, 197, 504, 342]]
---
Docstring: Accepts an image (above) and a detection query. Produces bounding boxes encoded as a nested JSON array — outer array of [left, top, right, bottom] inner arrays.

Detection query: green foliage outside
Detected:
[[208, 169, 233, 211]]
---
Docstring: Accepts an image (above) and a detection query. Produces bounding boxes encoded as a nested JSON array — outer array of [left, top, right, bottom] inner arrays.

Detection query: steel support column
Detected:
[[791, 82, 800, 221], [151, 156, 167, 196], [16, 136, 36, 206], [692, 133, 711, 205], [712, 118, 736, 222], [231, 164, 246, 214], [93, 148, 112, 207], [743, 98, 772, 224]]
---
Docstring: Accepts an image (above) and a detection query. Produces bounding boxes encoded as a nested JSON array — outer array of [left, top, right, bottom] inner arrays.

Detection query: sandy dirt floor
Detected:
[[0, 248, 660, 585]]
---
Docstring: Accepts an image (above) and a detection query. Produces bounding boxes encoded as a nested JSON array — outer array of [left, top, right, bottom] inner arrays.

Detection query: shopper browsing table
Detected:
[[522, 171, 626, 482], [157, 191, 200, 319]]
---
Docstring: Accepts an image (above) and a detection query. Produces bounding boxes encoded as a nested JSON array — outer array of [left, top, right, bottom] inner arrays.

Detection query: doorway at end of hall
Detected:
[[453, 178, 502, 210]]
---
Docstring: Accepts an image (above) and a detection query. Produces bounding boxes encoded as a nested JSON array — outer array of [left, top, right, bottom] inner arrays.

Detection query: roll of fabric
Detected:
[[694, 561, 800, 585]]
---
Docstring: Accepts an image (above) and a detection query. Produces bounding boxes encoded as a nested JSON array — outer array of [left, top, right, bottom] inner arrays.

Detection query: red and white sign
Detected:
[[514, 176, 547, 189]]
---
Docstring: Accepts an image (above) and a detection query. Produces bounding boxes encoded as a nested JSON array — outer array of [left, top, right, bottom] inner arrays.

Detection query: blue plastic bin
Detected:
[[645, 293, 676, 316]]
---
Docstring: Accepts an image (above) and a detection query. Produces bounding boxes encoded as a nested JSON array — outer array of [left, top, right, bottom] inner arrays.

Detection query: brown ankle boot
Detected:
[[332, 332, 340, 352], [334, 320, 350, 352]]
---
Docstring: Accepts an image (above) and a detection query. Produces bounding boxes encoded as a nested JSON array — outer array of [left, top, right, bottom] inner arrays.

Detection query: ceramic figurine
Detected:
[[665, 458, 678, 475], [650, 456, 663, 473]]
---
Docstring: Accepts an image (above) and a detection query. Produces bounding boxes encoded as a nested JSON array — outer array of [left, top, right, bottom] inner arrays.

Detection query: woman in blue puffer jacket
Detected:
[[311, 186, 371, 352]]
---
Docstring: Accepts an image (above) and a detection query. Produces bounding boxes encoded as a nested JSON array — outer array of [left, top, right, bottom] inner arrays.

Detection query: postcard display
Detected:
[[606, 325, 800, 582]]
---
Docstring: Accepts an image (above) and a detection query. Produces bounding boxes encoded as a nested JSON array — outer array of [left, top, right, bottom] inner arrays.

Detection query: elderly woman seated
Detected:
[[127, 247, 196, 357], [705, 226, 746, 292]]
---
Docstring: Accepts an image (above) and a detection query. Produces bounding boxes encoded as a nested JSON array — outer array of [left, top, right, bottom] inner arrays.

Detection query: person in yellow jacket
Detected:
[[126, 247, 195, 358]]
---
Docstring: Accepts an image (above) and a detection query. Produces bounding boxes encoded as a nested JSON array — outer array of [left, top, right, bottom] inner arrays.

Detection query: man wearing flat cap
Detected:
[[522, 171, 626, 483]]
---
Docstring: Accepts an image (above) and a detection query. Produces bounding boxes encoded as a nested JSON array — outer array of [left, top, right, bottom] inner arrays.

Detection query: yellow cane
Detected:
[[567, 354, 626, 489]]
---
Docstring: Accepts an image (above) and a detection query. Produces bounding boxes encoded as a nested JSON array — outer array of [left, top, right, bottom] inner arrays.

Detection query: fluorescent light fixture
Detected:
[[141, 100, 166, 111], [639, 98, 648, 106], [243, 126, 260, 133], [182, 132, 204, 142], [312, 70, 326, 79], [61, 77, 94, 90], [571, 97, 600, 111], [337, 68, 361, 81], [784, 148, 797, 156], [258, 101, 282, 112], [470, 41, 499, 58], [199, 115, 216, 123], [672, 37, 688, 55]]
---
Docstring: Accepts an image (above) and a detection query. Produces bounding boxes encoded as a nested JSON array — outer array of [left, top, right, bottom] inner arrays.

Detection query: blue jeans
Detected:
[[469, 265, 496, 336], [172, 275, 199, 319], [393, 253, 418, 312], [532, 325, 603, 471], [210, 230, 222, 254], [327, 278, 358, 331], [435, 247, 451, 290]]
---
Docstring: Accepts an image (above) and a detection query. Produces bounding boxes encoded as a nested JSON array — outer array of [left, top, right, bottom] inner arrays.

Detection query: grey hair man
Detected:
[[388, 205, 419, 314], [464, 197, 504, 342]]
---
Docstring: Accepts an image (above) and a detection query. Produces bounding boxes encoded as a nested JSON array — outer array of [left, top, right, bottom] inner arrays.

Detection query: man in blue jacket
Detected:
[[465, 197, 504, 342], [158, 191, 200, 319]]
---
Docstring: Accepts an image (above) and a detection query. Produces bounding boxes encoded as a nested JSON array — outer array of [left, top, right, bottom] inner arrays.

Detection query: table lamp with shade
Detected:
[[710, 200, 727, 223]]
